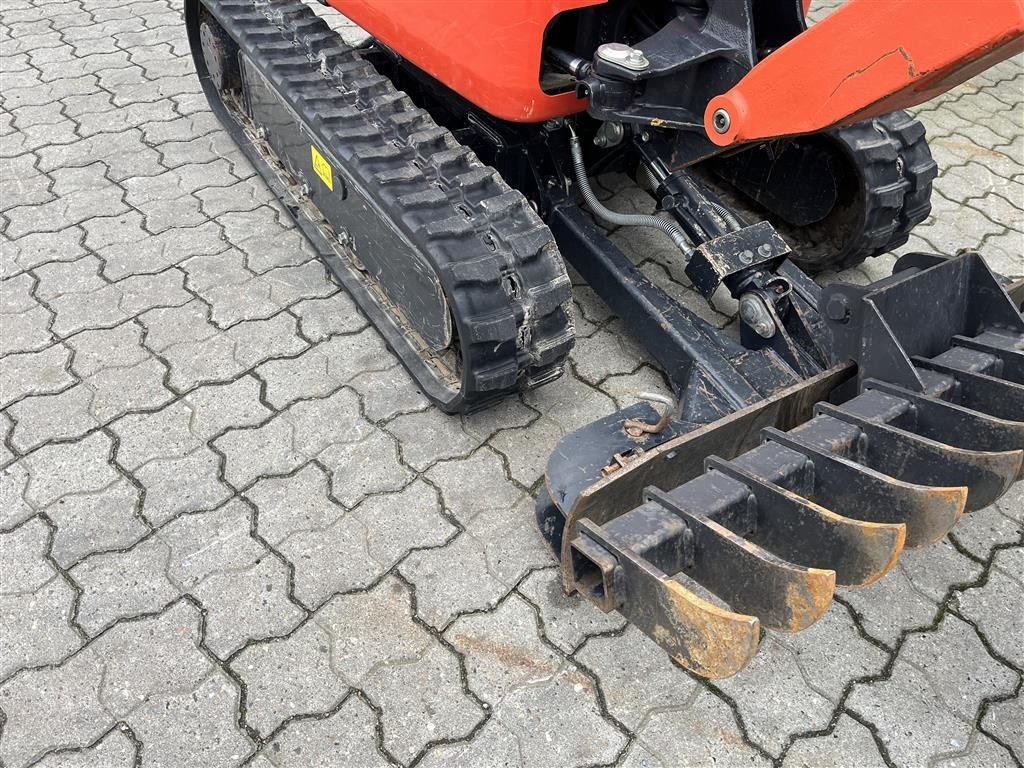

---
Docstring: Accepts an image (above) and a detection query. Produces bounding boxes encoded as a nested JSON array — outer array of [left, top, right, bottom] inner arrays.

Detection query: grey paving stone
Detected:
[[181, 375, 274, 441], [214, 415, 304, 489], [291, 293, 368, 342], [71, 536, 179, 635], [318, 426, 415, 508], [89, 600, 213, 719], [365, 642, 485, 763], [65, 323, 148, 378], [44, 474, 147, 568], [190, 553, 306, 659], [444, 594, 627, 768], [0, 343, 74, 408], [0, 517, 82, 678], [841, 539, 981, 647], [313, 576, 432, 686], [899, 613, 1017, 722], [575, 625, 696, 731], [33, 726, 138, 768], [953, 549, 1024, 669], [848, 656, 982, 767], [0, 462, 38, 531], [777, 604, 890, 704], [7, 384, 99, 451], [157, 500, 305, 657], [259, 695, 392, 768], [621, 689, 769, 768], [931, 732, 1017, 768], [231, 620, 348, 738], [517, 567, 626, 654], [424, 448, 523, 527], [463, 495, 554, 586], [782, 714, 888, 768], [135, 446, 233, 525], [0, 649, 110, 768], [348, 366, 430, 422], [398, 531, 511, 629], [0, 302, 54, 357], [102, 221, 227, 280], [0, 227, 85, 278], [387, 405, 487, 473], [713, 633, 837, 756], [126, 670, 254, 768], [981, 695, 1023, 762], [245, 464, 383, 606], [348, 479, 456, 571]]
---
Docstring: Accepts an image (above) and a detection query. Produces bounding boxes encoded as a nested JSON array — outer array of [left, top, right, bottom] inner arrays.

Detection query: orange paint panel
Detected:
[[706, 0, 1024, 146], [330, 0, 605, 122]]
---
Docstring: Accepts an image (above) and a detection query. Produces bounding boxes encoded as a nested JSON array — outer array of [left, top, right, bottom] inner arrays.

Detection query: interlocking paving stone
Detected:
[[0, 0, 1021, 763], [0, 517, 83, 678], [782, 714, 888, 767], [258, 695, 393, 767]]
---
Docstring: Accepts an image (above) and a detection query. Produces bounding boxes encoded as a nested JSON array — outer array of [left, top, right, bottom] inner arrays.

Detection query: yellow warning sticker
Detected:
[[310, 145, 333, 191]]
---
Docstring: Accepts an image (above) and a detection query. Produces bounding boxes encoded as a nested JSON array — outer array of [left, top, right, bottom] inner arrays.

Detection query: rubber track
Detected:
[[793, 110, 939, 273], [198, 0, 574, 412]]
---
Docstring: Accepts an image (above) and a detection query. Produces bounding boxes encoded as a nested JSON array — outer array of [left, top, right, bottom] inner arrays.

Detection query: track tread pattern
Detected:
[[802, 110, 939, 272], [198, 0, 574, 412]]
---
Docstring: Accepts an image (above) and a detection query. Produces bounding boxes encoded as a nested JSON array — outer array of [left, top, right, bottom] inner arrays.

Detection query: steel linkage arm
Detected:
[[704, 0, 1024, 147]]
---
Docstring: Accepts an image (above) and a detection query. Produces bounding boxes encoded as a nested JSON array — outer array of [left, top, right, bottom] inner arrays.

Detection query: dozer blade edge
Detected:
[[541, 254, 1024, 678]]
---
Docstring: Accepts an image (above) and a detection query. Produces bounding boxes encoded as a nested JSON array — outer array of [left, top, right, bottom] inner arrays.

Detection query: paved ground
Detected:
[[1, 0, 1022, 765]]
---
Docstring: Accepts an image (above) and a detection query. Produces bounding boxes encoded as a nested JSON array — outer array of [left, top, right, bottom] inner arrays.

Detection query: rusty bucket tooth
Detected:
[[864, 379, 1024, 455], [913, 356, 1024, 422], [643, 487, 835, 632], [814, 402, 1024, 511], [761, 426, 965, 547], [573, 520, 761, 679], [704, 456, 905, 586]]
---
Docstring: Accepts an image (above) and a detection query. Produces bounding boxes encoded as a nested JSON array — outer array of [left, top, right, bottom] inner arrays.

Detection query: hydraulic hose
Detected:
[[568, 128, 695, 259]]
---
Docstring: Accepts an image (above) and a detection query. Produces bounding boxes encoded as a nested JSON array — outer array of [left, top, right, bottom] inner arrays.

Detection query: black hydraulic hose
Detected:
[[569, 128, 695, 258]]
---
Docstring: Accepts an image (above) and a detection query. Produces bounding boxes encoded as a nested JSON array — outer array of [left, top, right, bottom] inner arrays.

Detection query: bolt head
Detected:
[[712, 108, 731, 134], [825, 294, 851, 323]]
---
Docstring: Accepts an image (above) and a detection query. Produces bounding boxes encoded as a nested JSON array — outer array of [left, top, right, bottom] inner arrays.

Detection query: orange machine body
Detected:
[[330, 0, 606, 122], [331, 0, 1024, 142]]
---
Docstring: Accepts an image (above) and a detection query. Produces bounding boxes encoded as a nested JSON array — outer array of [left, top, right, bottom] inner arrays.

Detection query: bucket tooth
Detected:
[[815, 403, 1023, 511], [704, 456, 905, 586], [644, 488, 836, 632], [573, 521, 760, 679], [761, 426, 965, 547], [913, 356, 1024, 422], [951, 333, 1024, 384], [864, 379, 1024, 456]]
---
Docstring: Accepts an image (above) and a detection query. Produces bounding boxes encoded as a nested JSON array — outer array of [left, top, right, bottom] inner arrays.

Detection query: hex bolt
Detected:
[[712, 108, 731, 134], [739, 293, 776, 338], [825, 294, 852, 323]]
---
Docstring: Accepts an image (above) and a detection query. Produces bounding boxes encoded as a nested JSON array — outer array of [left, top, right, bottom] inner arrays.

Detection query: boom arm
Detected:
[[704, 0, 1024, 147]]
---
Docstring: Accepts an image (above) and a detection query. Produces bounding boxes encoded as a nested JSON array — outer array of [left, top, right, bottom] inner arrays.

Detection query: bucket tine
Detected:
[[573, 520, 761, 679], [644, 487, 835, 632], [951, 333, 1024, 383], [864, 379, 1024, 455], [913, 356, 1024, 421], [761, 426, 965, 547], [704, 456, 905, 586], [814, 403, 1023, 510]]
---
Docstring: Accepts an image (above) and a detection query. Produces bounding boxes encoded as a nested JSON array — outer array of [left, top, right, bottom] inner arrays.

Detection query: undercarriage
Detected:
[[187, 0, 1024, 676]]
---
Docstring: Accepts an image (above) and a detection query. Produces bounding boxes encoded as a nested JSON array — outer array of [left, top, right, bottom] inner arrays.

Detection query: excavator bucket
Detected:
[[543, 254, 1024, 678]]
